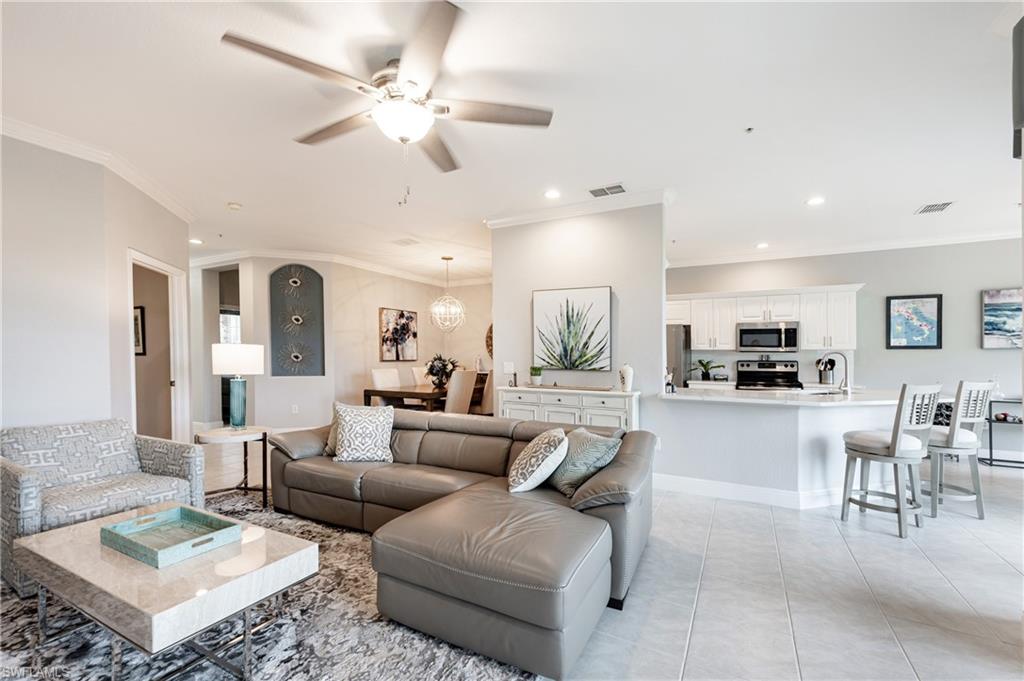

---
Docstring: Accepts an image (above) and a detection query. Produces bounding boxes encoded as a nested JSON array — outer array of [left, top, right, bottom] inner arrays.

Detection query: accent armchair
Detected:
[[1, 418, 204, 597]]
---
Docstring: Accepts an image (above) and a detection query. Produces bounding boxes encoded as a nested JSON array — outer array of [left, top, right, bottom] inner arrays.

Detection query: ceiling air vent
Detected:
[[589, 183, 626, 198], [915, 202, 954, 215], [391, 237, 420, 246]]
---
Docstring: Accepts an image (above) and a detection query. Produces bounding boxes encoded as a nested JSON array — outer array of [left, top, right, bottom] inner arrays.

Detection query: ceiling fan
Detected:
[[222, 1, 553, 173]]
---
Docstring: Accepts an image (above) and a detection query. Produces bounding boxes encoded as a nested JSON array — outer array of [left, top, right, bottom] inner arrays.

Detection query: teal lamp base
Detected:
[[229, 376, 247, 429]]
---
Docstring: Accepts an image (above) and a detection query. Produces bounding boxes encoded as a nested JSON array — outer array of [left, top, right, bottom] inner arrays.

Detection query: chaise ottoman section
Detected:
[[372, 484, 612, 679]]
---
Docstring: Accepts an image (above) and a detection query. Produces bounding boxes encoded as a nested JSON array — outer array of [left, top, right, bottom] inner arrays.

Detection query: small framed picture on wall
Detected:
[[885, 294, 942, 349], [133, 306, 147, 356]]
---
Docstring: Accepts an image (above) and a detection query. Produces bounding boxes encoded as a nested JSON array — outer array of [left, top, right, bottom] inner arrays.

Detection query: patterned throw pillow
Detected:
[[508, 428, 568, 493], [548, 428, 623, 497], [332, 404, 395, 463]]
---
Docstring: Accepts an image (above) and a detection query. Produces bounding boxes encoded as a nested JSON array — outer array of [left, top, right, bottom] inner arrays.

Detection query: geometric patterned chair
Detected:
[[0, 418, 204, 597]]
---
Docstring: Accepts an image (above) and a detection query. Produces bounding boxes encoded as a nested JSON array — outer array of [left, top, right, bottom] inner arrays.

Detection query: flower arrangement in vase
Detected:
[[426, 354, 459, 389]]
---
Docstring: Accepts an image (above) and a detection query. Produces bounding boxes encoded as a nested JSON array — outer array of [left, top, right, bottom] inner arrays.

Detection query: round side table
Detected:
[[195, 426, 272, 509]]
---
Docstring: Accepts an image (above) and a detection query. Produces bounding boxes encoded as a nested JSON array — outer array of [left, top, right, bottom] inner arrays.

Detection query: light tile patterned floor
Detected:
[[203, 444, 1022, 681]]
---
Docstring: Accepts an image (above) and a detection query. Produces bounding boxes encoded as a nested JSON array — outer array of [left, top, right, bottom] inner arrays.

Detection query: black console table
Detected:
[[982, 397, 1023, 469]]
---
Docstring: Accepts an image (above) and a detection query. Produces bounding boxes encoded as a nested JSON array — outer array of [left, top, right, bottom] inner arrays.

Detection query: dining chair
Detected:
[[840, 383, 942, 538], [923, 380, 995, 519], [444, 370, 477, 414], [470, 371, 495, 415], [371, 368, 402, 407]]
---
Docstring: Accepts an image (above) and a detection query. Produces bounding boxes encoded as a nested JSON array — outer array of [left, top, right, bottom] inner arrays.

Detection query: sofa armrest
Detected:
[[269, 426, 330, 460], [136, 436, 205, 507], [1, 456, 43, 596], [569, 430, 655, 511]]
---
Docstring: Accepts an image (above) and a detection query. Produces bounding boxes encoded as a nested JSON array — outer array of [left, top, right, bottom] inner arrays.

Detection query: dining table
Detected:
[[363, 384, 448, 411]]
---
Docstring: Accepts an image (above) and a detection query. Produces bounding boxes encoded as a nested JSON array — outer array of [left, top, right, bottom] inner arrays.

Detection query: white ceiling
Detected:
[[3, 2, 1020, 282]]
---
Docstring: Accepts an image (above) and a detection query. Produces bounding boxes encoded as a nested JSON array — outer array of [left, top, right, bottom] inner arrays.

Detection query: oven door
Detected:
[[737, 324, 784, 352]]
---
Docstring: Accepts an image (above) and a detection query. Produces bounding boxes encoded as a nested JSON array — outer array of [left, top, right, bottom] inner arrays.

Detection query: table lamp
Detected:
[[212, 343, 264, 429]]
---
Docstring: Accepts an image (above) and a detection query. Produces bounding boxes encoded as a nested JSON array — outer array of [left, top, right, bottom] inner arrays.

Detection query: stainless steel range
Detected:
[[735, 360, 803, 391]]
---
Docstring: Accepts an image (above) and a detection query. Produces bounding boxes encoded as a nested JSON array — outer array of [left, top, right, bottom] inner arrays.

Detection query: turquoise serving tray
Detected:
[[100, 506, 242, 569]]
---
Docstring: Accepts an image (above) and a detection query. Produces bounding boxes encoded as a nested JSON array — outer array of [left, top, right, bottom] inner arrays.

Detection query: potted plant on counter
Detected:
[[426, 354, 459, 389], [690, 359, 725, 382], [529, 366, 544, 386]]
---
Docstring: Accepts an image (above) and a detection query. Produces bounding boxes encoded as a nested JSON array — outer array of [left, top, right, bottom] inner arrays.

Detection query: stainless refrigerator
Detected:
[[666, 324, 692, 389]]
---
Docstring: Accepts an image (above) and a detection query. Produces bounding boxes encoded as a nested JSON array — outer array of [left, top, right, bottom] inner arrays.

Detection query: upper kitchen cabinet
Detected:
[[800, 290, 858, 349], [713, 298, 737, 350], [737, 294, 800, 322], [666, 299, 691, 324], [690, 299, 715, 349]]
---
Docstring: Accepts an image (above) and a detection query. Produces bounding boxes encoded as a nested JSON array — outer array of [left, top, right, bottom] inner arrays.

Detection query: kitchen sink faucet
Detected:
[[819, 351, 852, 396]]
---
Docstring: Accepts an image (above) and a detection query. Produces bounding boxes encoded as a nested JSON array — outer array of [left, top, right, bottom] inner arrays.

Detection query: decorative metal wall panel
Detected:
[[270, 264, 325, 376]]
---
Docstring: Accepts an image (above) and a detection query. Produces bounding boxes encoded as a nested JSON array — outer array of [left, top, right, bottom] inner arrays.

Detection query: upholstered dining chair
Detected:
[[840, 383, 942, 538], [470, 371, 495, 415], [444, 370, 477, 414], [923, 380, 995, 519], [371, 368, 402, 407]]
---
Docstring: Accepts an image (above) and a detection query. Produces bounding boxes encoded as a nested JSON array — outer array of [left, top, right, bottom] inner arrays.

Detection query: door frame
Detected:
[[127, 249, 191, 442]]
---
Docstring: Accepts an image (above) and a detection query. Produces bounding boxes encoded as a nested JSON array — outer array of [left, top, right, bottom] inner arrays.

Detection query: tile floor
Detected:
[[203, 444, 1023, 681]]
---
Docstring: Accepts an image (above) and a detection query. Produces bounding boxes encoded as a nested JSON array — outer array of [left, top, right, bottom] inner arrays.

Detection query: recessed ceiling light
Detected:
[[189, 238, 204, 245], [544, 189, 561, 200], [805, 196, 826, 207], [756, 242, 769, 250], [227, 202, 243, 211]]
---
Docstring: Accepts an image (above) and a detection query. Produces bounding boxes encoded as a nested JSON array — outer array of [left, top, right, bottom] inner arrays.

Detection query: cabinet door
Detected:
[[502, 404, 540, 421], [542, 406, 581, 426], [736, 296, 768, 322], [666, 300, 691, 325], [690, 299, 714, 349], [713, 298, 737, 350], [767, 294, 800, 321], [827, 291, 857, 349], [800, 293, 828, 350], [584, 408, 628, 430]]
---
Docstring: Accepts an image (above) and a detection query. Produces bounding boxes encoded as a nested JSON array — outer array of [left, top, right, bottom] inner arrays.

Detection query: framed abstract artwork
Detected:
[[886, 294, 942, 349], [532, 286, 612, 371], [379, 308, 419, 361], [133, 306, 146, 356], [982, 288, 1023, 349]]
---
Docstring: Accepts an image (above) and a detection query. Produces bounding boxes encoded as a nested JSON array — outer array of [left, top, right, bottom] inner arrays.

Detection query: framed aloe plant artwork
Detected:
[[532, 286, 612, 371]]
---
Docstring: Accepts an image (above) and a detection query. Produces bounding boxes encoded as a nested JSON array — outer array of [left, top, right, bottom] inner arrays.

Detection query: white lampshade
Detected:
[[212, 343, 264, 376]]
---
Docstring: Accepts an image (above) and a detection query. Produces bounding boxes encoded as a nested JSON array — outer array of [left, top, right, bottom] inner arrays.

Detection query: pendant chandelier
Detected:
[[430, 256, 466, 332]]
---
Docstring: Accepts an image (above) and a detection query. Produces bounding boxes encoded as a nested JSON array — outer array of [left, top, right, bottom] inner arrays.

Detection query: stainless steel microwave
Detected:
[[737, 322, 800, 353]]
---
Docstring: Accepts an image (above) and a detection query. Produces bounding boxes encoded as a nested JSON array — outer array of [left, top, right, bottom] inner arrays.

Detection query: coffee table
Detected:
[[13, 502, 318, 680]]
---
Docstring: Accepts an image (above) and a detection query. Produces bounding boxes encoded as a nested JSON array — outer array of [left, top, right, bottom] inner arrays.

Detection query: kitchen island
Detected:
[[648, 387, 902, 509]]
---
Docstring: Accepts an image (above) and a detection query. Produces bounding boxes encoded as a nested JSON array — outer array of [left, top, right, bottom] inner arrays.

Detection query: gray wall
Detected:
[[667, 239, 1023, 397], [491, 204, 665, 400], [440, 283, 493, 373]]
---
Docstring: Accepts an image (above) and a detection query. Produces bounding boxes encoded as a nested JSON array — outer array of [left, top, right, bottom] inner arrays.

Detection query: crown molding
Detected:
[[189, 248, 491, 288], [485, 188, 670, 229], [666, 231, 1022, 269], [2, 117, 195, 224]]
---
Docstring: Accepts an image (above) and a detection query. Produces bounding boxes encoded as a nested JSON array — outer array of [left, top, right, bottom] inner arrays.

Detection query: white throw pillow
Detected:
[[332, 404, 394, 463], [508, 428, 568, 493]]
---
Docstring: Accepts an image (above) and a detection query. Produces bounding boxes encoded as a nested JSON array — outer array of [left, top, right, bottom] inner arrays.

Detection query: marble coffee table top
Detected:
[[14, 502, 318, 654]]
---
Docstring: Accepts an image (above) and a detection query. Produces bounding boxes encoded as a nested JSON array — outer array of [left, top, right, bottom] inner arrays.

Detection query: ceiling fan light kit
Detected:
[[430, 256, 466, 332], [222, 1, 552, 173]]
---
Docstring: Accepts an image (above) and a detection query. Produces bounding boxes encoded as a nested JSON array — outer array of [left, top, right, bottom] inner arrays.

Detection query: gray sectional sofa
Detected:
[[269, 410, 656, 679]]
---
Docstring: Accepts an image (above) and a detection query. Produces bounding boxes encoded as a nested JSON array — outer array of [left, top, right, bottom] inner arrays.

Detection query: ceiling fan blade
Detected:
[[397, 2, 462, 97], [222, 32, 380, 99], [430, 99, 553, 127], [296, 111, 374, 145], [419, 127, 460, 172]]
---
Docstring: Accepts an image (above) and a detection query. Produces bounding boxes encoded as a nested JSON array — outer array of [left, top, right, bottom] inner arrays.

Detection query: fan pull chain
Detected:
[[398, 142, 411, 207]]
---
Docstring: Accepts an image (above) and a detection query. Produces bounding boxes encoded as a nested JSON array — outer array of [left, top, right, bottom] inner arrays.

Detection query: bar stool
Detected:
[[841, 384, 942, 538], [923, 381, 994, 519]]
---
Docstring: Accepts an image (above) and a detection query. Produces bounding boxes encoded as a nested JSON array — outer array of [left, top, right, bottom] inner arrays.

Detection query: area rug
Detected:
[[0, 492, 534, 680]]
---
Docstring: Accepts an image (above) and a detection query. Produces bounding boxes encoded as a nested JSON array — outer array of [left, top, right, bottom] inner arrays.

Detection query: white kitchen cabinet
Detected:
[[497, 387, 640, 430], [690, 299, 714, 349], [666, 299, 691, 325], [800, 292, 829, 350], [767, 295, 800, 321], [736, 296, 768, 322], [713, 298, 737, 350], [827, 290, 857, 349]]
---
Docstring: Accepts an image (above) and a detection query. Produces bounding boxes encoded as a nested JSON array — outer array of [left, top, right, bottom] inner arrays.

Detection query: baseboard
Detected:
[[653, 473, 841, 510]]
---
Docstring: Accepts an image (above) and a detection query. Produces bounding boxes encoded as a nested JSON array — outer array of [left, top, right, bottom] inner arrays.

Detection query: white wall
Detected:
[[490, 204, 665, 405]]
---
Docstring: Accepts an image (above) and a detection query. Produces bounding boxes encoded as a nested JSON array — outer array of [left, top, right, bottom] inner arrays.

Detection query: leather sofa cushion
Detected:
[[361, 464, 490, 511], [390, 429, 425, 465], [372, 484, 611, 630], [417, 431, 511, 477], [283, 457, 391, 501], [471, 476, 572, 508], [270, 426, 331, 460]]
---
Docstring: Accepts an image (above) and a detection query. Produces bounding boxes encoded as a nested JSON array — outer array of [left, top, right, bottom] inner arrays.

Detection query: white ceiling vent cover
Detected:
[[589, 183, 626, 198], [391, 237, 420, 246], [915, 202, 954, 214]]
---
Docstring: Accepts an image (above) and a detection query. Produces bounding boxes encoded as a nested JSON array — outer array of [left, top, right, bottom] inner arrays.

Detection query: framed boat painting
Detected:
[[981, 288, 1023, 349]]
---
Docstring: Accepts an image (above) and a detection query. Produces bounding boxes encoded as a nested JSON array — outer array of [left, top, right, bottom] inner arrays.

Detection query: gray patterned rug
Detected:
[[0, 492, 534, 680]]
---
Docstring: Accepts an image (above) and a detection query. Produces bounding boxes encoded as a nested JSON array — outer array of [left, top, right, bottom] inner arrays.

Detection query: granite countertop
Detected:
[[659, 387, 900, 407]]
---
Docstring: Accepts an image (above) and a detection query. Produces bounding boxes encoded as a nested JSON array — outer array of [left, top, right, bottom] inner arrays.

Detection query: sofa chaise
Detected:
[[269, 410, 655, 679]]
